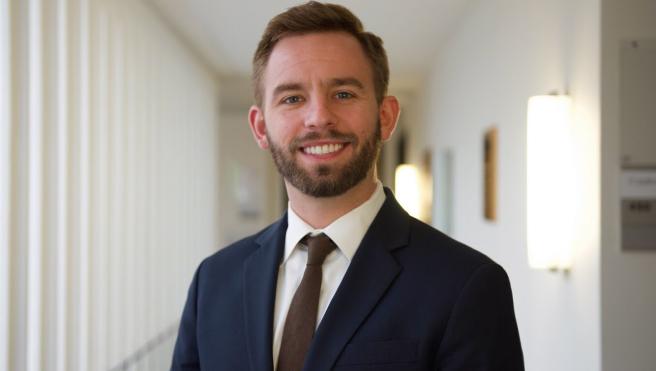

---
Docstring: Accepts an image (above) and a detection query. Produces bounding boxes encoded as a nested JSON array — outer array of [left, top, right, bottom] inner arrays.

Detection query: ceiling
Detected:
[[146, 0, 471, 95]]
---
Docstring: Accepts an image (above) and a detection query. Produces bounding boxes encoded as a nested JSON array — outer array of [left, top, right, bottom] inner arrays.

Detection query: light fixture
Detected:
[[395, 164, 422, 219], [526, 94, 574, 270]]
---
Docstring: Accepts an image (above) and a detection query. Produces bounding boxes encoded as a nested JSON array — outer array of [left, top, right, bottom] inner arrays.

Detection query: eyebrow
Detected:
[[330, 77, 365, 90], [272, 83, 303, 100]]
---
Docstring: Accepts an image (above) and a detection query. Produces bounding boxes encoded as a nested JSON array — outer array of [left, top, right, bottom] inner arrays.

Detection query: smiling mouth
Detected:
[[302, 143, 345, 155]]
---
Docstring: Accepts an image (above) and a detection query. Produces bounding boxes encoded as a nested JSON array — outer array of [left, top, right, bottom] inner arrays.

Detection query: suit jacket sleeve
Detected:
[[171, 262, 202, 371], [436, 263, 524, 370]]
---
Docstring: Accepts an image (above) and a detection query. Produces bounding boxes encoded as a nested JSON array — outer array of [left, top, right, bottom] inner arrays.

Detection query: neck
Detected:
[[286, 174, 378, 229]]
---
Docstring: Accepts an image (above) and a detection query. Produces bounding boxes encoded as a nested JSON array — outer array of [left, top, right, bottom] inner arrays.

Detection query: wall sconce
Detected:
[[526, 94, 575, 271], [395, 164, 422, 219]]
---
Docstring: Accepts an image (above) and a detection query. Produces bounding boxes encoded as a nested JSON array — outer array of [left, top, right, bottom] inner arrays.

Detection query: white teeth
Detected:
[[303, 143, 344, 155]]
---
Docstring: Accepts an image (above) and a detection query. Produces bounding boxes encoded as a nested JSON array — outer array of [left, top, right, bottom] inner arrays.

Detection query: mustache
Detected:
[[289, 129, 358, 150]]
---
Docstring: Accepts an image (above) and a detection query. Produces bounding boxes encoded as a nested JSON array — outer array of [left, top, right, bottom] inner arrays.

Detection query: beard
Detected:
[[267, 123, 381, 198]]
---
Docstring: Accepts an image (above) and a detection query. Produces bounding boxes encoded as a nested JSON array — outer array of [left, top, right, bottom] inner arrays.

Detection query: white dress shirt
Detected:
[[272, 181, 386, 368]]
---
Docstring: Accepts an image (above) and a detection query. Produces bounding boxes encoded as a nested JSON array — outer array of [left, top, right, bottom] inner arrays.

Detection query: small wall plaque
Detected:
[[621, 169, 656, 251], [484, 127, 498, 221]]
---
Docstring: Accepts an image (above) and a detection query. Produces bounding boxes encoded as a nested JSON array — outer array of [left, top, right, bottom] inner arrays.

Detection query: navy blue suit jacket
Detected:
[[172, 188, 524, 370]]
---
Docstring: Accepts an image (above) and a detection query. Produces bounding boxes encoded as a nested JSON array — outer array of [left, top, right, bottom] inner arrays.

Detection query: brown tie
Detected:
[[277, 233, 336, 371]]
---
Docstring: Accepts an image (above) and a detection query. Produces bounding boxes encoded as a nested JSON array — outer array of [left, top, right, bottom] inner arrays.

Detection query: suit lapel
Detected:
[[303, 189, 410, 371], [243, 215, 287, 371]]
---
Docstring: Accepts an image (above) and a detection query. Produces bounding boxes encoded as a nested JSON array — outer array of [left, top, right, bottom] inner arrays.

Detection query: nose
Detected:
[[304, 95, 336, 129]]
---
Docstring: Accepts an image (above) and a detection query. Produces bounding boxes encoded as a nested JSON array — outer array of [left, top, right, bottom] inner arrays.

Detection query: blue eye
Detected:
[[335, 91, 354, 99], [282, 96, 303, 104]]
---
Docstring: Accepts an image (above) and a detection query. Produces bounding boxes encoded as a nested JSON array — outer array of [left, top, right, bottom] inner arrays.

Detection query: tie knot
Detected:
[[304, 233, 336, 266]]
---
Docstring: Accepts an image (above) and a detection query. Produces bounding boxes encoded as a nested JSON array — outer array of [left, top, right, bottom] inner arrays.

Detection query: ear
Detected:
[[248, 105, 269, 149], [379, 96, 400, 142]]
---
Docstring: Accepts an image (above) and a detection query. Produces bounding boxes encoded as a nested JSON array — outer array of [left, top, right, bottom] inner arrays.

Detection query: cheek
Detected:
[[355, 109, 380, 134], [265, 112, 299, 143], [340, 105, 377, 127]]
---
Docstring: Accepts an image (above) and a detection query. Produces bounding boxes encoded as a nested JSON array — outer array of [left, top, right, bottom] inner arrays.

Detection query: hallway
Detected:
[[1, 0, 655, 370]]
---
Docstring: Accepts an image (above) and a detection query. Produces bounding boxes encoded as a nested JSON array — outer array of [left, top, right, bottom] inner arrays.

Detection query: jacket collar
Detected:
[[303, 187, 409, 370], [243, 213, 287, 371], [242, 187, 410, 371]]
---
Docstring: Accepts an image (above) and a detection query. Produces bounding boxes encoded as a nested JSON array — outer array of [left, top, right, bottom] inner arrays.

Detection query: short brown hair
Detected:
[[252, 1, 389, 107]]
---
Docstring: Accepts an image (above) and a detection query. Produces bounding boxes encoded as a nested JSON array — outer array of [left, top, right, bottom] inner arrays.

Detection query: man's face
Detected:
[[249, 32, 396, 197]]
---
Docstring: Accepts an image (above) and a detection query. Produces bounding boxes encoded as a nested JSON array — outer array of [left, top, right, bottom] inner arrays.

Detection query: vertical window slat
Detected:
[[0, 0, 12, 366], [26, 0, 44, 369], [55, 0, 69, 370]]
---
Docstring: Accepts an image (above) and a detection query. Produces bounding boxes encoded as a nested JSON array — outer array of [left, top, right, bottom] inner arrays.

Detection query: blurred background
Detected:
[[1, 0, 655, 370]]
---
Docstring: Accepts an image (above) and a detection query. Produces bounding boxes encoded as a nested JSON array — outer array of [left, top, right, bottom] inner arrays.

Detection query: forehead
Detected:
[[262, 32, 374, 94]]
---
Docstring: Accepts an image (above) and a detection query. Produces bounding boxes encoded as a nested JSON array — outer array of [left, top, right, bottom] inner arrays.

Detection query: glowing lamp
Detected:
[[395, 164, 422, 219], [527, 95, 574, 270]]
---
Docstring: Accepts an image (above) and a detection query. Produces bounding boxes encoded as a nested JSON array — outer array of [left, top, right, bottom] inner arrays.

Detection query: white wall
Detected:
[[601, 0, 656, 369], [218, 111, 283, 245], [214, 75, 285, 245], [0, 0, 220, 370], [415, 0, 601, 370]]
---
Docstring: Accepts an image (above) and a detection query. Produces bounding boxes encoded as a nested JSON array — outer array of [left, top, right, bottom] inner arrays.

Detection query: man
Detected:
[[171, 2, 524, 370]]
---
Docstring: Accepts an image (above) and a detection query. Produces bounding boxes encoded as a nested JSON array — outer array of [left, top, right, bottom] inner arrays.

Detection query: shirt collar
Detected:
[[284, 181, 386, 264]]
